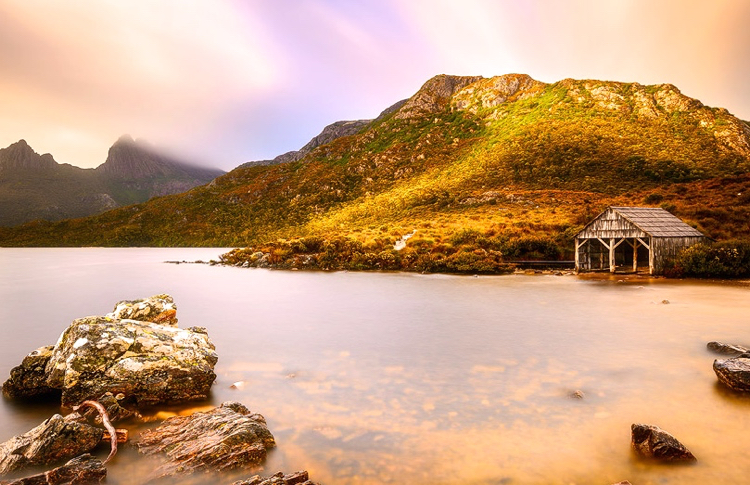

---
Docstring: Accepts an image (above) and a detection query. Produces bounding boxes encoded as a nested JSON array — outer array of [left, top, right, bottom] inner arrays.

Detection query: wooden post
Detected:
[[609, 238, 616, 273], [632, 239, 638, 272], [648, 237, 654, 275], [574, 238, 580, 273]]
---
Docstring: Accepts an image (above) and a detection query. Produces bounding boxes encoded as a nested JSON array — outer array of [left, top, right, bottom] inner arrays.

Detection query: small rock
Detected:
[[714, 357, 750, 391], [233, 470, 316, 485], [1, 454, 106, 485], [137, 401, 275, 479], [0, 415, 103, 475], [631, 423, 696, 462], [2, 345, 59, 399], [106, 294, 178, 326], [569, 390, 585, 399], [661, 299, 670, 304], [230, 381, 246, 390], [707, 341, 749, 355]]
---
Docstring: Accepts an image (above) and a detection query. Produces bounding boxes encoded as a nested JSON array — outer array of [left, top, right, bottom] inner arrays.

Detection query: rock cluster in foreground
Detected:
[[0, 295, 318, 485]]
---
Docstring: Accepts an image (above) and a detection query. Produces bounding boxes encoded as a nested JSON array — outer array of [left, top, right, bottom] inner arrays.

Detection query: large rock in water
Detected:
[[45, 316, 217, 407], [631, 423, 696, 462], [137, 402, 275, 479], [0, 415, 103, 475], [1, 346, 58, 399], [714, 357, 750, 391]]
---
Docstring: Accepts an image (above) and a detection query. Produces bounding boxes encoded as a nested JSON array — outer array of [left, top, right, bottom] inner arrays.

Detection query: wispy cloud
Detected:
[[0, 0, 748, 170]]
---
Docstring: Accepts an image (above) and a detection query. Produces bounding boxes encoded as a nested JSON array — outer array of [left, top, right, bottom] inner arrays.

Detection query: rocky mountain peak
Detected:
[[452, 74, 547, 112], [0, 139, 57, 171], [395, 74, 484, 119]]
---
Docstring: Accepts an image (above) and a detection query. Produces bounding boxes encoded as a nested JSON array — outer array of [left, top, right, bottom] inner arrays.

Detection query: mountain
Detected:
[[1, 73, 749, 255], [0, 136, 224, 226]]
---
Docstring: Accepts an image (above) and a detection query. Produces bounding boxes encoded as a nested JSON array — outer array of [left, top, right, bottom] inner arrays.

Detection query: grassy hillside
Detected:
[[1, 74, 749, 271]]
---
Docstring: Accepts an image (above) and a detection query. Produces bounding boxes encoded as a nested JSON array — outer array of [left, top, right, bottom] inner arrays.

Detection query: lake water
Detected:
[[1, 248, 750, 485]]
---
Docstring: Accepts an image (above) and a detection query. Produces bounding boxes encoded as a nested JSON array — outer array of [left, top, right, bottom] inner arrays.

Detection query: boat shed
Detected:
[[574, 206, 708, 275]]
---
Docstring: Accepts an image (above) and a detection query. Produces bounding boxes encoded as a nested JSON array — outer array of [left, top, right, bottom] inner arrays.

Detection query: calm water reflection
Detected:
[[1, 248, 750, 484]]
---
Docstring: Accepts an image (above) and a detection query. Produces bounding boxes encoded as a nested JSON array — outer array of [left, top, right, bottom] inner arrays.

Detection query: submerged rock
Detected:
[[137, 402, 275, 479], [106, 294, 178, 327], [46, 316, 218, 407], [0, 415, 103, 475], [0, 454, 106, 485], [707, 341, 749, 355], [1, 346, 58, 399], [233, 470, 317, 485], [631, 423, 696, 462], [714, 357, 750, 391]]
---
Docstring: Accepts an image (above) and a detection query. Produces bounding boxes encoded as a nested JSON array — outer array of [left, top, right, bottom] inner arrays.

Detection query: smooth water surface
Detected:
[[1, 248, 750, 485]]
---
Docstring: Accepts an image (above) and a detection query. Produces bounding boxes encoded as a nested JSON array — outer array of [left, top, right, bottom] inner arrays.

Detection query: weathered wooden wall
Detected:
[[577, 208, 648, 239]]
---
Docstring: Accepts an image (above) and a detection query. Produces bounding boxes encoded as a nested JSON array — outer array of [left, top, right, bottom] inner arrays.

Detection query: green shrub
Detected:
[[667, 240, 750, 278]]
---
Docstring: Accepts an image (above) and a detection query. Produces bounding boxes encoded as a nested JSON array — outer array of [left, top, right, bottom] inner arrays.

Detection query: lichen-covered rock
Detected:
[[714, 357, 750, 391], [106, 294, 178, 326], [1, 346, 58, 399], [45, 316, 217, 407], [137, 402, 275, 479], [0, 415, 103, 475], [233, 470, 317, 485], [0, 454, 106, 485], [631, 423, 696, 462]]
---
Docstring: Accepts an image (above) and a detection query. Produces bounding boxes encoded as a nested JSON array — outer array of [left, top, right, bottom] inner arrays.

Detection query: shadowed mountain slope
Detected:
[[0, 136, 224, 226]]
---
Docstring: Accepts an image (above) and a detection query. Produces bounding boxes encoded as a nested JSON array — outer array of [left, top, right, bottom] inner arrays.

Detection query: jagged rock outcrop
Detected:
[[631, 423, 696, 462], [233, 470, 317, 485], [0, 416, 103, 475], [2, 294, 218, 408], [0, 140, 57, 172], [46, 315, 217, 407], [96, 135, 223, 183], [2, 346, 58, 399], [714, 356, 750, 391], [452, 74, 545, 112], [395, 74, 483, 119], [0, 454, 106, 485], [137, 402, 275, 479]]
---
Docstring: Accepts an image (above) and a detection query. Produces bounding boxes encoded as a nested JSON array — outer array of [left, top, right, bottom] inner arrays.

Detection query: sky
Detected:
[[1, 0, 749, 172]]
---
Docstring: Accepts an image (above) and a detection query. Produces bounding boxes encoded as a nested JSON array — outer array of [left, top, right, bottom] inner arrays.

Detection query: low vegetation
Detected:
[[665, 240, 750, 278]]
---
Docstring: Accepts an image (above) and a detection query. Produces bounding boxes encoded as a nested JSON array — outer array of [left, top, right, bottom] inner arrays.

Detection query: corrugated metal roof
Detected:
[[609, 207, 705, 237]]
